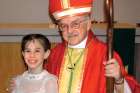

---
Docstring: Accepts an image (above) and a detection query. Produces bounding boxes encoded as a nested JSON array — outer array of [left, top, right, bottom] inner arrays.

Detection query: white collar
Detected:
[[68, 37, 87, 48], [23, 70, 47, 80]]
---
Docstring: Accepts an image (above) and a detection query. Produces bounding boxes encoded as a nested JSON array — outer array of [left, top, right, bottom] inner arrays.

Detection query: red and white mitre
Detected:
[[49, 0, 93, 20]]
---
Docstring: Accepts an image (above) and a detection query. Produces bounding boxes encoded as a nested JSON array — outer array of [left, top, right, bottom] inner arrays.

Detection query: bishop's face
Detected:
[[58, 15, 91, 45]]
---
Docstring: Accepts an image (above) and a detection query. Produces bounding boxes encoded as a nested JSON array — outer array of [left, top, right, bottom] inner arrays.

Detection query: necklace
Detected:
[[67, 48, 85, 70], [67, 48, 85, 93]]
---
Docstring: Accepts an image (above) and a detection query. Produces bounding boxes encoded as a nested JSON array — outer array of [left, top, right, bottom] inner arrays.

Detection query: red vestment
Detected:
[[44, 31, 140, 93]]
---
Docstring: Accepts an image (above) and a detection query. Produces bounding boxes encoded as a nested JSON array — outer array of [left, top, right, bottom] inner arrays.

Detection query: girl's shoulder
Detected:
[[14, 71, 26, 80], [12, 71, 27, 86], [43, 70, 58, 81]]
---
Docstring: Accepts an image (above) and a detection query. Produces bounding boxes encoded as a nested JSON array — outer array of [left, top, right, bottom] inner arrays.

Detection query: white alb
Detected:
[[12, 70, 58, 93]]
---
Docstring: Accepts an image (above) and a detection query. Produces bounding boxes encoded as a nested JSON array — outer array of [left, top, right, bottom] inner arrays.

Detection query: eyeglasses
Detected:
[[58, 17, 89, 32]]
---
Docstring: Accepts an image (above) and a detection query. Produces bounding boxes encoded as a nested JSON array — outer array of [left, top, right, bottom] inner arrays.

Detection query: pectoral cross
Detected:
[[67, 63, 76, 70]]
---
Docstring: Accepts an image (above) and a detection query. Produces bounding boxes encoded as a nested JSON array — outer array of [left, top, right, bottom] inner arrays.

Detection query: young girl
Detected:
[[12, 34, 58, 93]]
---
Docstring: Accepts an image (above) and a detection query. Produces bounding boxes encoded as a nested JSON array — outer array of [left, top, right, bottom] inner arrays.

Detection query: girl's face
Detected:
[[22, 39, 49, 71]]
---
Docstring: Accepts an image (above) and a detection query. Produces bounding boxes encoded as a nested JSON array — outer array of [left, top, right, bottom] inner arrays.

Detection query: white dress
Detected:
[[12, 70, 58, 93]]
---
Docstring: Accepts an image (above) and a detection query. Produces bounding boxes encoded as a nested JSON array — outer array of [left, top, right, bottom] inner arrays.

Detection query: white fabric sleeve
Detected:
[[45, 77, 58, 93], [124, 79, 132, 93], [114, 79, 132, 93], [11, 76, 19, 93]]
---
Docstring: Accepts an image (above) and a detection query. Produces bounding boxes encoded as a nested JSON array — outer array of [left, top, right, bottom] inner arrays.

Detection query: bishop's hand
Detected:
[[104, 58, 124, 84]]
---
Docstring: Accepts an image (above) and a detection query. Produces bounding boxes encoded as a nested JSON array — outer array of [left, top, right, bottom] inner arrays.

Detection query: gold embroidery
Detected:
[[61, 0, 70, 9]]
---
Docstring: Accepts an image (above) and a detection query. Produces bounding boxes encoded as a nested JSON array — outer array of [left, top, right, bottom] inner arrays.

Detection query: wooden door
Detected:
[[0, 42, 26, 93]]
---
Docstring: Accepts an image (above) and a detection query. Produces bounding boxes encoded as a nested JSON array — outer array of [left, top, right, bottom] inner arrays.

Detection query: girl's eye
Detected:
[[24, 50, 30, 53], [35, 50, 40, 52]]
